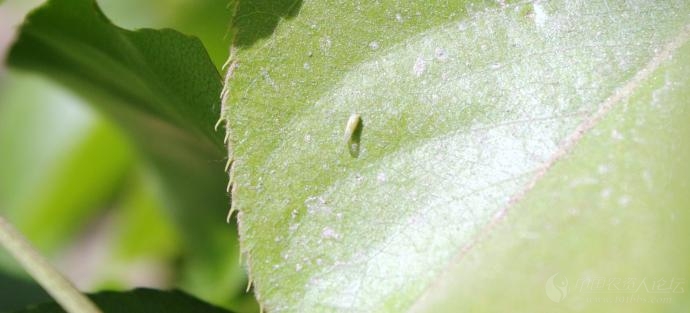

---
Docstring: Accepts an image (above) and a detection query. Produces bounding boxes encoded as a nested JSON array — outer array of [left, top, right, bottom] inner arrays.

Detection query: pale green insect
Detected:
[[344, 113, 363, 158]]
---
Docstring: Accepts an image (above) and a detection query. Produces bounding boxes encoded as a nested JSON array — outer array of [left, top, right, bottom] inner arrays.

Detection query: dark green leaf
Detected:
[[12, 288, 235, 313], [7, 0, 224, 149], [0, 271, 49, 313]]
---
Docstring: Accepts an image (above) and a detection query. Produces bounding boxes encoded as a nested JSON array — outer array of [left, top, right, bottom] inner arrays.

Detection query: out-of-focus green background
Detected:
[[0, 1, 254, 312]]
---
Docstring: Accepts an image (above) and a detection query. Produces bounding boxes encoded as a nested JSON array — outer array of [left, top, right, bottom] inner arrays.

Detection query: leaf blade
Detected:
[[7, 0, 223, 149], [225, 0, 690, 311]]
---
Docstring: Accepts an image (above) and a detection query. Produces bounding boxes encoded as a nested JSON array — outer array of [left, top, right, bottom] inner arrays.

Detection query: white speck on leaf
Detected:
[[377, 172, 387, 182], [642, 170, 653, 190], [597, 164, 610, 174], [320, 36, 332, 52], [434, 47, 448, 61], [260, 68, 278, 90], [355, 173, 364, 182], [533, 2, 548, 28], [601, 188, 612, 199], [413, 56, 427, 77], [322, 227, 340, 240]]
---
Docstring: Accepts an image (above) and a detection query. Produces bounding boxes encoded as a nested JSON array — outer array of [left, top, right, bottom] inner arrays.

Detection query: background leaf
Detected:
[[12, 288, 235, 313], [0, 73, 132, 259], [224, 0, 690, 311], [8, 0, 224, 146], [3, 0, 254, 311]]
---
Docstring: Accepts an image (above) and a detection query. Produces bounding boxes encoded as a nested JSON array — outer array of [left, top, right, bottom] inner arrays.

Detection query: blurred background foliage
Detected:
[[0, 1, 257, 312]]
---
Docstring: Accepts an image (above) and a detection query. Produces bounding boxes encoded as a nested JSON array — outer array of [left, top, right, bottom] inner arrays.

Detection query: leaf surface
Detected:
[[224, 0, 690, 311]]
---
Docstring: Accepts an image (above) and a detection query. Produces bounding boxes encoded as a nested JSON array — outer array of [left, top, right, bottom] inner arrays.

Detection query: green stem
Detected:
[[0, 215, 102, 313]]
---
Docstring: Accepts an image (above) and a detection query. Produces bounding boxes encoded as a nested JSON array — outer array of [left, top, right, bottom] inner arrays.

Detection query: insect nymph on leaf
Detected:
[[344, 113, 363, 158]]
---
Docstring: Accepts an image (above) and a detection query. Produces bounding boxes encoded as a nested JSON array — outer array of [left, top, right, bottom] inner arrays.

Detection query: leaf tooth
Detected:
[[224, 158, 233, 173], [223, 131, 231, 144], [213, 117, 225, 131], [245, 277, 253, 293], [226, 206, 236, 224]]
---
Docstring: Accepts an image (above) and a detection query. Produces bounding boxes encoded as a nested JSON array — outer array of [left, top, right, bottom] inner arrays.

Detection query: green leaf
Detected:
[[6, 0, 250, 308], [0, 271, 49, 312], [95, 0, 235, 69], [8, 0, 224, 148], [0, 73, 133, 257], [224, 0, 690, 311], [12, 288, 235, 313]]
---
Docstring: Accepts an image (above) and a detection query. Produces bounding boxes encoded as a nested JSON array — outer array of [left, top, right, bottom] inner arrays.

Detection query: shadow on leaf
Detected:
[[232, 0, 304, 48]]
